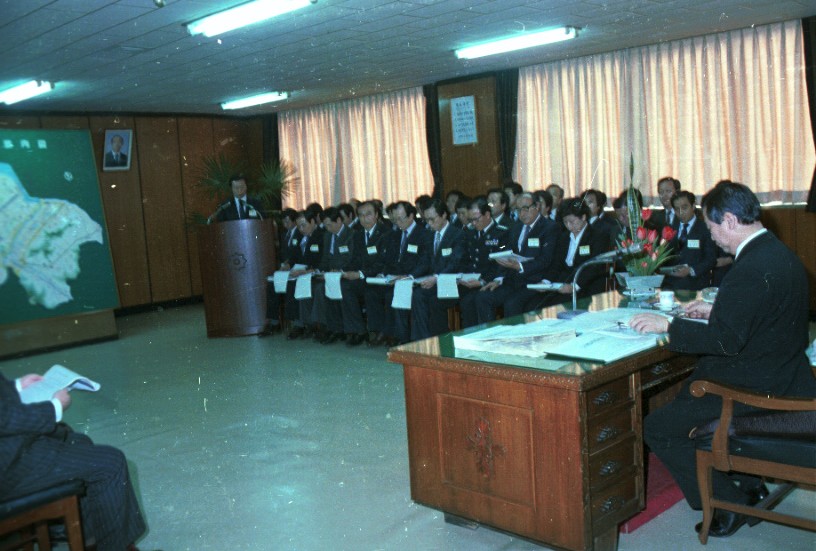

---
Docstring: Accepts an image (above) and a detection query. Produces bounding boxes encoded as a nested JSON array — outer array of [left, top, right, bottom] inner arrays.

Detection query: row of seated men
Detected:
[[262, 185, 725, 347]]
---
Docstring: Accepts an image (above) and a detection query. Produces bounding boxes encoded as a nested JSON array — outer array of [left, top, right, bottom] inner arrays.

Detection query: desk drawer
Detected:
[[586, 377, 633, 417], [587, 407, 634, 454], [591, 472, 638, 527], [589, 436, 637, 490], [640, 356, 695, 390]]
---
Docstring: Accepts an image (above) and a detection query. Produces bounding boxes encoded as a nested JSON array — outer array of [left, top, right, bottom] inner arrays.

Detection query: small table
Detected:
[[388, 291, 696, 551]]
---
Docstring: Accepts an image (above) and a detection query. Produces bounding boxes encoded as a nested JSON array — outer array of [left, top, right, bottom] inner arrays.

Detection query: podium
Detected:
[[198, 219, 277, 337]]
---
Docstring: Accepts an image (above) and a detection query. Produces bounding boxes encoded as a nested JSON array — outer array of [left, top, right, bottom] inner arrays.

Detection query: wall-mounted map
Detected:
[[0, 130, 118, 326]]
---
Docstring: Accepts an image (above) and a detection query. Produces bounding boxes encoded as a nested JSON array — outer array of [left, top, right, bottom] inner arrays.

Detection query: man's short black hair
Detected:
[[701, 180, 761, 224], [657, 176, 681, 191], [297, 210, 318, 224], [670, 190, 696, 209], [445, 189, 463, 201], [533, 190, 553, 210], [423, 197, 448, 217], [467, 195, 491, 216], [338, 203, 355, 219], [455, 196, 470, 210], [560, 197, 591, 220], [503, 181, 523, 196], [281, 208, 298, 223], [581, 189, 607, 207], [322, 206, 343, 223], [395, 201, 417, 218], [486, 188, 509, 211]]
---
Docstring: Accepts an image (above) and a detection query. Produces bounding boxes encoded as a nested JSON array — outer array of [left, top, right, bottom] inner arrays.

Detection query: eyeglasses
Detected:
[[518, 204, 537, 212]]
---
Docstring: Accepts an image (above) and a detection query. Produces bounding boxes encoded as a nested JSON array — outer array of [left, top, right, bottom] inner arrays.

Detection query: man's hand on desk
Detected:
[[481, 280, 501, 292], [420, 276, 437, 289], [683, 300, 713, 320], [496, 258, 521, 271], [629, 313, 670, 334], [459, 279, 483, 289]]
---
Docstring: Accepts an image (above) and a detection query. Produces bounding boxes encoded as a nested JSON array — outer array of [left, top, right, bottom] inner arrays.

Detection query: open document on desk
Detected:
[[453, 308, 665, 363]]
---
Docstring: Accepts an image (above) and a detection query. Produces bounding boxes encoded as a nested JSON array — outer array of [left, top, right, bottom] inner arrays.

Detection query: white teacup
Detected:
[[659, 290, 675, 310]]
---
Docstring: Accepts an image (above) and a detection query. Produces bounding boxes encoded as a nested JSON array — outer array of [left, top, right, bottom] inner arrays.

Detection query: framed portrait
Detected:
[[102, 129, 133, 171]]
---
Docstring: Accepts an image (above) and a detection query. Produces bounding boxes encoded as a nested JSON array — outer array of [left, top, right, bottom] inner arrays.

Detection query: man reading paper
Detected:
[[629, 181, 816, 539]]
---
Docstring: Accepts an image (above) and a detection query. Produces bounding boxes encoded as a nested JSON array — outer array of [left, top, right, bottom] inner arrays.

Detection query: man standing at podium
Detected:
[[210, 174, 264, 223], [629, 180, 815, 538]]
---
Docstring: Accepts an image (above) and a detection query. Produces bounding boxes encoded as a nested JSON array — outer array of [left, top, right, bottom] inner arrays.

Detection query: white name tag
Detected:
[[291, 238, 298, 246], [338, 245, 349, 254], [406, 244, 418, 254], [527, 238, 540, 248], [310, 244, 319, 252], [441, 248, 452, 257], [687, 239, 700, 249], [367, 245, 377, 255], [579, 245, 590, 256]]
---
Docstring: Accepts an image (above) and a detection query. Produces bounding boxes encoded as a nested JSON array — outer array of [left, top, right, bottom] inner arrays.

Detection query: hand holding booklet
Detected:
[[19, 364, 101, 404], [489, 250, 533, 263]]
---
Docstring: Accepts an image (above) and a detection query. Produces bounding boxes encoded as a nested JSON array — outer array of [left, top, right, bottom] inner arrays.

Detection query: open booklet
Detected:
[[488, 250, 533, 263], [453, 308, 665, 363], [19, 364, 101, 404]]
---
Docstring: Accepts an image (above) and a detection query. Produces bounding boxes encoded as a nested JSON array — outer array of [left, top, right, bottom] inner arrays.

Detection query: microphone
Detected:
[[206, 201, 231, 225]]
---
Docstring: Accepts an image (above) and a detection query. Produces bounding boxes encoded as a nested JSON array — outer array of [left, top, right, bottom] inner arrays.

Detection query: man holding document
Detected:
[[629, 181, 816, 538], [0, 370, 147, 550]]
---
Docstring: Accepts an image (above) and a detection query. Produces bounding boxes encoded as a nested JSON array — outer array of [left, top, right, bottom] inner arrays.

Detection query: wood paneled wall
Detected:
[[438, 76, 501, 198], [0, 114, 264, 308]]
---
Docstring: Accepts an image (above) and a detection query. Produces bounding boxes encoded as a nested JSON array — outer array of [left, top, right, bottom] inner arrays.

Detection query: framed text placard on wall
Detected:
[[0, 129, 119, 326], [451, 95, 478, 145]]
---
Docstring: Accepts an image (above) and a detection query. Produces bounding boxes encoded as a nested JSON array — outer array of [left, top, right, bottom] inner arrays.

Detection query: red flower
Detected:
[[641, 261, 648, 268], [643, 242, 653, 254], [647, 229, 658, 243], [641, 208, 652, 221], [636, 226, 647, 241], [661, 225, 677, 241]]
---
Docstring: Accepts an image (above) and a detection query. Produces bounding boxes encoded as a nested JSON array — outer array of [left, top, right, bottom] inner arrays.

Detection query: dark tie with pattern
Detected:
[[434, 232, 441, 255], [399, 230, 408, 261], [678, 223, 688, 248]]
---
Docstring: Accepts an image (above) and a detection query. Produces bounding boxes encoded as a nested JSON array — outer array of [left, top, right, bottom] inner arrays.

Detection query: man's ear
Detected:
[[721, 211, 738, 230]]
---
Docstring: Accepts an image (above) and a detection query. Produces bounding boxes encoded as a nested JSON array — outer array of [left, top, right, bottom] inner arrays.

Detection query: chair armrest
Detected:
[[689, 380, 816, 412]]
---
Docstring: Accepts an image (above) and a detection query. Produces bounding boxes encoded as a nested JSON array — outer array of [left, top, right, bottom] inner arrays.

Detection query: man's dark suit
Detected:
[[319, 225, 356, 334], [644, 230, 816, 509], [662, 217, 717, 291], [410, 223, 468, 340], [0, 374, 146, 549], [282, 227, 326, 324], [265, 226, 301, 325], [458, 222, 510, 328], [379, 222, 433, 343], [525, 224, 612, 311], [103, 151, 128, 168], [474, 215, 559, 323], [214, 196, 264, 222], [343, 222, 389, 336]]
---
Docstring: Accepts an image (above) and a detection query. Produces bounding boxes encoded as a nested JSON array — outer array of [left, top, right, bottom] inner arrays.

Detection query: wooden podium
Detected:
[[198, 219, 276, 337]]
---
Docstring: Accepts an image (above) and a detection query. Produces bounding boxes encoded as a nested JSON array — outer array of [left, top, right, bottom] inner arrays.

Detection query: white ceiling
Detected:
[[1, 0, 814, 116]]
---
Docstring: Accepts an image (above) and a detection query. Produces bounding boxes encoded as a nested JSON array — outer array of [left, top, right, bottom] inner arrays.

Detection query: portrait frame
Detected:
[[102, 129, 133, 171]]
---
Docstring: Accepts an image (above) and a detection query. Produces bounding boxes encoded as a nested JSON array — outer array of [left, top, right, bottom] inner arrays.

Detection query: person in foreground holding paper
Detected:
[[628, 181, 816, 538], [0, 371, 148, 550]]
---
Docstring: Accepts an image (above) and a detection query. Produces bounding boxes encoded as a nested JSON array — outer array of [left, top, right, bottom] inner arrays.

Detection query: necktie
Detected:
[[679, 223, 688, 247], [365, 230, 371, 246], [434, 232, 441, 255], [330, 233, 336, 255], [300, 235, 308, 255], [400, 230, 408, 258], [236, 199, 243, 219], [518, 225, 530, 251]]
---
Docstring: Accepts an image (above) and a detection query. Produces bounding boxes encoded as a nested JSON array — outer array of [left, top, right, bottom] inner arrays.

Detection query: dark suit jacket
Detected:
[[669, 231, 815, 396], [320, 225, 355, 272], [0, 374, 59, 494], [215, 196, 264, 222], [664, 218, 717, 290], [465, 222, 510, 282], [501, 215, 559, 287], [347, 222, 389, 277], [290, 227, 326, 269], [547, 224, 612, 294], [383, 222, 432, 278], [104, 151, 128, 167], [429, 224, 467, 274], [590, 213, 620, 249]]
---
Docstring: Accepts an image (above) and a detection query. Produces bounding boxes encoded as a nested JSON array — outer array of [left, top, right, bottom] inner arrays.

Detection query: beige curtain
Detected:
[[515, 20, 815, 205], [279, 87, 434, 210]]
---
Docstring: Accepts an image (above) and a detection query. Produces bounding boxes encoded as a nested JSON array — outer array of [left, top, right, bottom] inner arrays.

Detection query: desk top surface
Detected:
[[388, 289, 701, 390]]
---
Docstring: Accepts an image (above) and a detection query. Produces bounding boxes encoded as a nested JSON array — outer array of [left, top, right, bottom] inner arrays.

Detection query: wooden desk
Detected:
[[388, 291, 695, 551]]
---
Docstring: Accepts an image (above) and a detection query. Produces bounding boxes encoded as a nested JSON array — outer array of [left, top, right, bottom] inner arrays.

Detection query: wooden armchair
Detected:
[[0, 480, 85, 551], [689, 380, 816, 544]]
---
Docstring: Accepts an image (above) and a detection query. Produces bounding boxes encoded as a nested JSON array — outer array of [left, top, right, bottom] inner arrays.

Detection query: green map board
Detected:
[[0, 129, 119, 325]]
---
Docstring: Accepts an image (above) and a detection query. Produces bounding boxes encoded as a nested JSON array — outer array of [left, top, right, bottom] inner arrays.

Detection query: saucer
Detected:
[[623, 288, 656, 299]]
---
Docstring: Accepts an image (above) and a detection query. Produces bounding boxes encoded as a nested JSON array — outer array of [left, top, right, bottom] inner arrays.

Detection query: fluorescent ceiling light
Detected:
[[0, 80, 54, 105], [187, 0, 313, 37], [455, 26, 578, 60], [221, 91, 289, 110]]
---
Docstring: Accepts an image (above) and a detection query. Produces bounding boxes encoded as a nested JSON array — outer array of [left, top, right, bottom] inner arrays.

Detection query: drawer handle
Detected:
[[650, 362, 669, 375], [593, 391, 617, 407], [599, 460, 621, 477], [596, 427, 620, 443], [600, 496, 625, 514]]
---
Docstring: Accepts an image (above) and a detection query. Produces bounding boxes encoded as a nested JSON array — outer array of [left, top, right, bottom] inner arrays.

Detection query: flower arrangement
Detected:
[[616, 156, 676, 276]]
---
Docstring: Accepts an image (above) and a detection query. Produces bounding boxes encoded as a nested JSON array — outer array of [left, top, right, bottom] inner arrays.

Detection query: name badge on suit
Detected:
[[527, 238, 540, 248]]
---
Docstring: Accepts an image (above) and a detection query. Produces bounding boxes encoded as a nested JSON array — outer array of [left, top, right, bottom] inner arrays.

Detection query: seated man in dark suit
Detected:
[[260, 208, 300, 336], [283, 210, 326, 339], [525, 198, 612, 311], [630, 181, 816, 538], [581, 189, 618, 248], [211, 174, 264, 223], [474, 193, 559, 323], [0, 372, 147, 551], [650, 176, 682, 230], [410, 198, 468, 341], [317, 207, 356, 344], [662, 190, 716, 290]]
